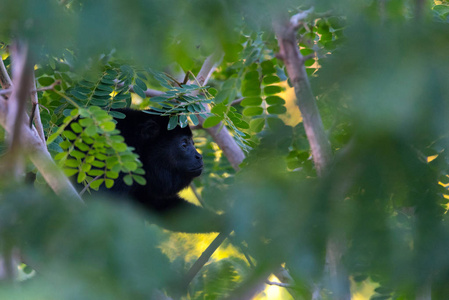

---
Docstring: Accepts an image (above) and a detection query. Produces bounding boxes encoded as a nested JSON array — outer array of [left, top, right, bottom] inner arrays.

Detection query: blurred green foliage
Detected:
[[0, 0, 449, 299]]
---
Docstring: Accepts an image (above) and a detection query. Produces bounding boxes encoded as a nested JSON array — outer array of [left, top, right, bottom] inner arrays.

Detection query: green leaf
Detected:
[[101, 121, 116, 132], [85, 125, 97, 136], [267, 105, 287, 115], [106, 171, 119, 179], [75, 141, 89, 151], [91, 99, 109, 106], [81, 164, 91, 173], [236, 120, 250, 129], [71, 150, 86, 159], [261, 60, 276, 75], [203, 116, 222, 128], [250, 118, 265, 133], [266, 96, 285, 105], [132, 175, 147, 185], [65, 159, 79, 167], [63, 168, 78, 177], [96, 84, 113, 92], [70, 90, 87, 100], [38, 76, 55, 86], [70, 122, 83, 133], [189, 114, 199, 125], [150, 96, 168, 102], [54, 152, 67, 161], [168, 115, 178, 130], [241, 97, 262, 106], [90, 179, 104, 189], [244, 71, 259, 80], [105, 179, 114, 188], [123, 161, 137, 171], [179, 115, 188, 128], [112, 142, 127, 152], [88, 169, 104, 176], [263, 75, 280, 85], [91, 160, 105, 168], [214, 90, 228, 104], [47, 132, 60, 144], [124, 174, 133, 186], [135, 78, 148, 91], [109, 110, 127, 118], [264, 86, 283, 95], [79, 118, 94, 127], [208, 87, 218, 96], [243, 107, 263, 117], [434, 5, 449, 17], [133, 85, 146, 99], [94, 90, 112, 97], [63, 130, 77, 140], [77, 171, 86, 183], [211, 104, 227, 116]]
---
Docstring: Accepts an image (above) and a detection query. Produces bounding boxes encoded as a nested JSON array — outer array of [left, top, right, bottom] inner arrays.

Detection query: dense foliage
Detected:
[[1, 0, 449, 299]]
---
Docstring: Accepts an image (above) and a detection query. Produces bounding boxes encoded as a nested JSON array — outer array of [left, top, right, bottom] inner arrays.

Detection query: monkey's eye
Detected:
[[181, 139, 188, 149]]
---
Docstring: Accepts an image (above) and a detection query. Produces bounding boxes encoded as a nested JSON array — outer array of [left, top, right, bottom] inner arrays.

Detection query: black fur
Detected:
[[109, 109, 223, 232]]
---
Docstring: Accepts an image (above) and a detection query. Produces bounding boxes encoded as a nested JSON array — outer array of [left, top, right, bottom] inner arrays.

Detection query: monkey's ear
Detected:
[[140, 119, 160, 140]]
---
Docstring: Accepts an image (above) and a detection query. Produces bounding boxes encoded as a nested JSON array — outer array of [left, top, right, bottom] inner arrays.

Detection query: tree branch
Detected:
[[231, 97, 244, 106], [274, 13, 331, 176], [5, 42, 33, 178], [195, 55, 245, 171], [0, 57, 12, 90], [275, 10, 349, 300], [29, 69, 46, 143], [0, 96, 83, 204], [181, 54, 242, 291], [182, 230, 230, 290]]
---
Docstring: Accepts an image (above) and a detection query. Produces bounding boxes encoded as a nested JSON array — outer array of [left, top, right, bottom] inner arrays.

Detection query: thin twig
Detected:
[[231, 97, 244, 106], [29, 74, 51, 142], [265, 280, 294, 289], [79, 175, 102, 196], [0, 57, 12, 90], [0, 80, 61, 96], [183, 230, 230, 289]]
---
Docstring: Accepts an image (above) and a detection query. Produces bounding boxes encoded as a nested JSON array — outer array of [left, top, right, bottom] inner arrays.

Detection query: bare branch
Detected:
[[182, 231, 230, 289], [274, 19, 331, 176], [180, 53, 247, 293], [29, 73, 47, 143], [275, 11, 350, 300], [191, 53, 246, 171], [6, 42, 33, 178], [231, 97, 244, 106], [302, 53, 315, 62], [0, 96, 83, 203], [0, 57, 12, 90], [290, 7, 314, 29], [265, 280, 293, 289]]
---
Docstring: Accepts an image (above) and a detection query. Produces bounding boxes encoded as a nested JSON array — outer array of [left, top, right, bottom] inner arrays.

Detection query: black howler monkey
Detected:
[[107, 108, 224, 233]]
